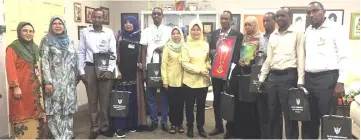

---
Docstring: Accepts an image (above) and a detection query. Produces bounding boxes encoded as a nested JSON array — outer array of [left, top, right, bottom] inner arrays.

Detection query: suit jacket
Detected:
[[209, 29, 243, 65]]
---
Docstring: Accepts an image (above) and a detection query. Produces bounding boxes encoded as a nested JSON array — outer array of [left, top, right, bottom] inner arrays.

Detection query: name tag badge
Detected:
[[99, 40, 107, 47], [128, 44, 135, 49]]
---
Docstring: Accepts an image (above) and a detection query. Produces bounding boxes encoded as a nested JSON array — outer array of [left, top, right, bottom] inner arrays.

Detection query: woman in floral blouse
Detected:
[[6, 22, 45, 139], [40, 16, 78, 139]]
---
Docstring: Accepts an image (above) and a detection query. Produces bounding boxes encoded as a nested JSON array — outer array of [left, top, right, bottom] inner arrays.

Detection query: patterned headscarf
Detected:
[[119, 16, 141, 42], [244, 16, 261, 45], [166, 27, 185, 52], [46, 16, 70, 51]]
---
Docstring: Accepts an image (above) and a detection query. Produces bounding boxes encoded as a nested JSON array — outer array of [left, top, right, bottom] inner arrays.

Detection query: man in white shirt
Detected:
[[78, 8, 116, 139], [302, 1, 349, 139], [139, 7, 172, 132]]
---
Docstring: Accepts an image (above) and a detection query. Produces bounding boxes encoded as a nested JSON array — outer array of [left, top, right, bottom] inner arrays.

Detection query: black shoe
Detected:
[[223, 132, 233, 139], [148, 123, 158, 132], [161, 123, 169, 132], [187, 131, 194, 138], [88, 132, 98, 139], [100, 129, 114, 137], [209, 128, 224, 136], [115, 129, 126, 138], [169, 126, 177, 134], [178, 125, 185, 133], [198, 128, 207, 138]]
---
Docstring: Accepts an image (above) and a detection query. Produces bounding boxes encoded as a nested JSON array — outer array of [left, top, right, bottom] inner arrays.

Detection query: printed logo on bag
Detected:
[[118, 99, 123, 104], [296, 99, 300, 105], [252, 74, 261, 85], [334, 127, 341, 135], [154, 70, 159, 76], [101, 60, 106, 65]]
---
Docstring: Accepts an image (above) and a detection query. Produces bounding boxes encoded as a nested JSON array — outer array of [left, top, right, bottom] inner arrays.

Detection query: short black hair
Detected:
[[265, 12, 276, 20], [152, 7, 163, 14], [93, 8, 104, 16], [328, 13, 337, 22], [223, 10, 233, 19], [280, 6, 293, 17], [309, 1, 325, 10], [295, 16, 302, 22]]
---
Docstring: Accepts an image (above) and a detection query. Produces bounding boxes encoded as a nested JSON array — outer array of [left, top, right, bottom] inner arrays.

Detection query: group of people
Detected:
[[5, 1, 348, 139]]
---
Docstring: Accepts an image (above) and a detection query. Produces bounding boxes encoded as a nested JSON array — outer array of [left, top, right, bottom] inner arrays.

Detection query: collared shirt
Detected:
[[258, 32, 271, 55], [216, 28, 232, 44], [305, 19, 349, 83], [259, 26, 305, 84], [140, 24, 172, 65], [78, 26, 117, 75]]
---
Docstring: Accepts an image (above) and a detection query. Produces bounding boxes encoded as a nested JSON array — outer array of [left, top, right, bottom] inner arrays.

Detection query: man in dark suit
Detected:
[[208, 10, 243, 139]]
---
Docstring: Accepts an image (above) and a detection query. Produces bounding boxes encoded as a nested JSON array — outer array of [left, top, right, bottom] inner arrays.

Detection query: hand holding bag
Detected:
[[321, 98, 352, 139], [93, 52, 116, 79], [109, 80, 131, 118], [288, 87, 311, 121], [146, 51, 162, 88]]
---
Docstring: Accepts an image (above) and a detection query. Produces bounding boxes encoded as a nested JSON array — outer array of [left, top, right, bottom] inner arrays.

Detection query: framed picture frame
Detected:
[[100, 6, 110, 25], [85, 6, 94, 23], [73, 2, 81, 22], [325, 9, 344, 25], [210, 36, 237, 80], [78, 26, 87, 40], [203, 22, 213, 34], [232, 14, 241, 32], [289, 7, 308, 32], [120, 13, 139, 29], [349, 13, 360, 40]]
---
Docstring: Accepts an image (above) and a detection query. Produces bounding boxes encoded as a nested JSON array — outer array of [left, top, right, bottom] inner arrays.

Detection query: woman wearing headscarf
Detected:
[[161, 27, 186, 134], [6, 22, 45, 139], [231, 16, 261, 139], [39, 16, 78, 139], [181, 19, 210, 138], [112, 16, 145, 138]]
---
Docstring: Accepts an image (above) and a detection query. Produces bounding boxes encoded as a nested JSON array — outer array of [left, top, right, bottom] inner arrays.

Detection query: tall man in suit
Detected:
[[208, 10, 243, 139]]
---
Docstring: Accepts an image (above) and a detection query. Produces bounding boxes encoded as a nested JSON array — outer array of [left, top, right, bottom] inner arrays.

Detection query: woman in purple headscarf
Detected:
[[112, 16, 146, 138]]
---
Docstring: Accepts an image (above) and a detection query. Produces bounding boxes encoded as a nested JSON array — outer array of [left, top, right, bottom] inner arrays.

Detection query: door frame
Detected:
[[0, 0, 10, 138]]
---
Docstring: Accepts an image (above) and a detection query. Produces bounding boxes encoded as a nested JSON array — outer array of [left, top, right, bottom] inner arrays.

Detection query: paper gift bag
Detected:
[[220, 92, 234, 122], [249, 65, 262, 93], [93, 52, 116, 79], [238, 75, 259, 102], [146, 55, 162, 88], [321, 99, 352, 139], [288, 87, 311, 121], [109, 82, 131, 118]]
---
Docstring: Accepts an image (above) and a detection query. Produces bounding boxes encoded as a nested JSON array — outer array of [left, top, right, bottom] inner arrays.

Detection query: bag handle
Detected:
[[329, 97, 348, 118], [150, 49, 162, 63], [112, 79, 127, 92]]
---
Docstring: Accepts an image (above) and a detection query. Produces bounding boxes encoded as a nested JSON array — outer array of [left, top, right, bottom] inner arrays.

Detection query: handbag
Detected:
[[321, 98, 352, 139], [109, 80, 131, 118], [146, 52, 162, 88], [238, 69, 259, 102], [288, 87, 311, 121], [220, 92, 235, 122], [249, 65, 262, 93], [93, 52, 116, 79]]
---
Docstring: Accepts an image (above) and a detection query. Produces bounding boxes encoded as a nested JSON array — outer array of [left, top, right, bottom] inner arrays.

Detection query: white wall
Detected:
[[64, 0, 116, 106]]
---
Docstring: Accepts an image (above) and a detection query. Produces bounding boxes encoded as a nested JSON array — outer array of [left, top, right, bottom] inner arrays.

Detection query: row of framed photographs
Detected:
[[73, 2, 110, 25]]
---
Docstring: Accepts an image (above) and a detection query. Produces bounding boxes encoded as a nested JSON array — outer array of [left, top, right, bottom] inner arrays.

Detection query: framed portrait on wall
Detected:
[[289, 7, 308, 32], [349, 13, 360, 40], [73, 2, 81, 22], [100, 6, 110, 25], [120, 13, 139, 29], [85, 6, 94, 23], [325, 9, 344, 25], [232, 14, 241, 32], [203, 22, 214, 34], [78, 26, 87, 40]]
